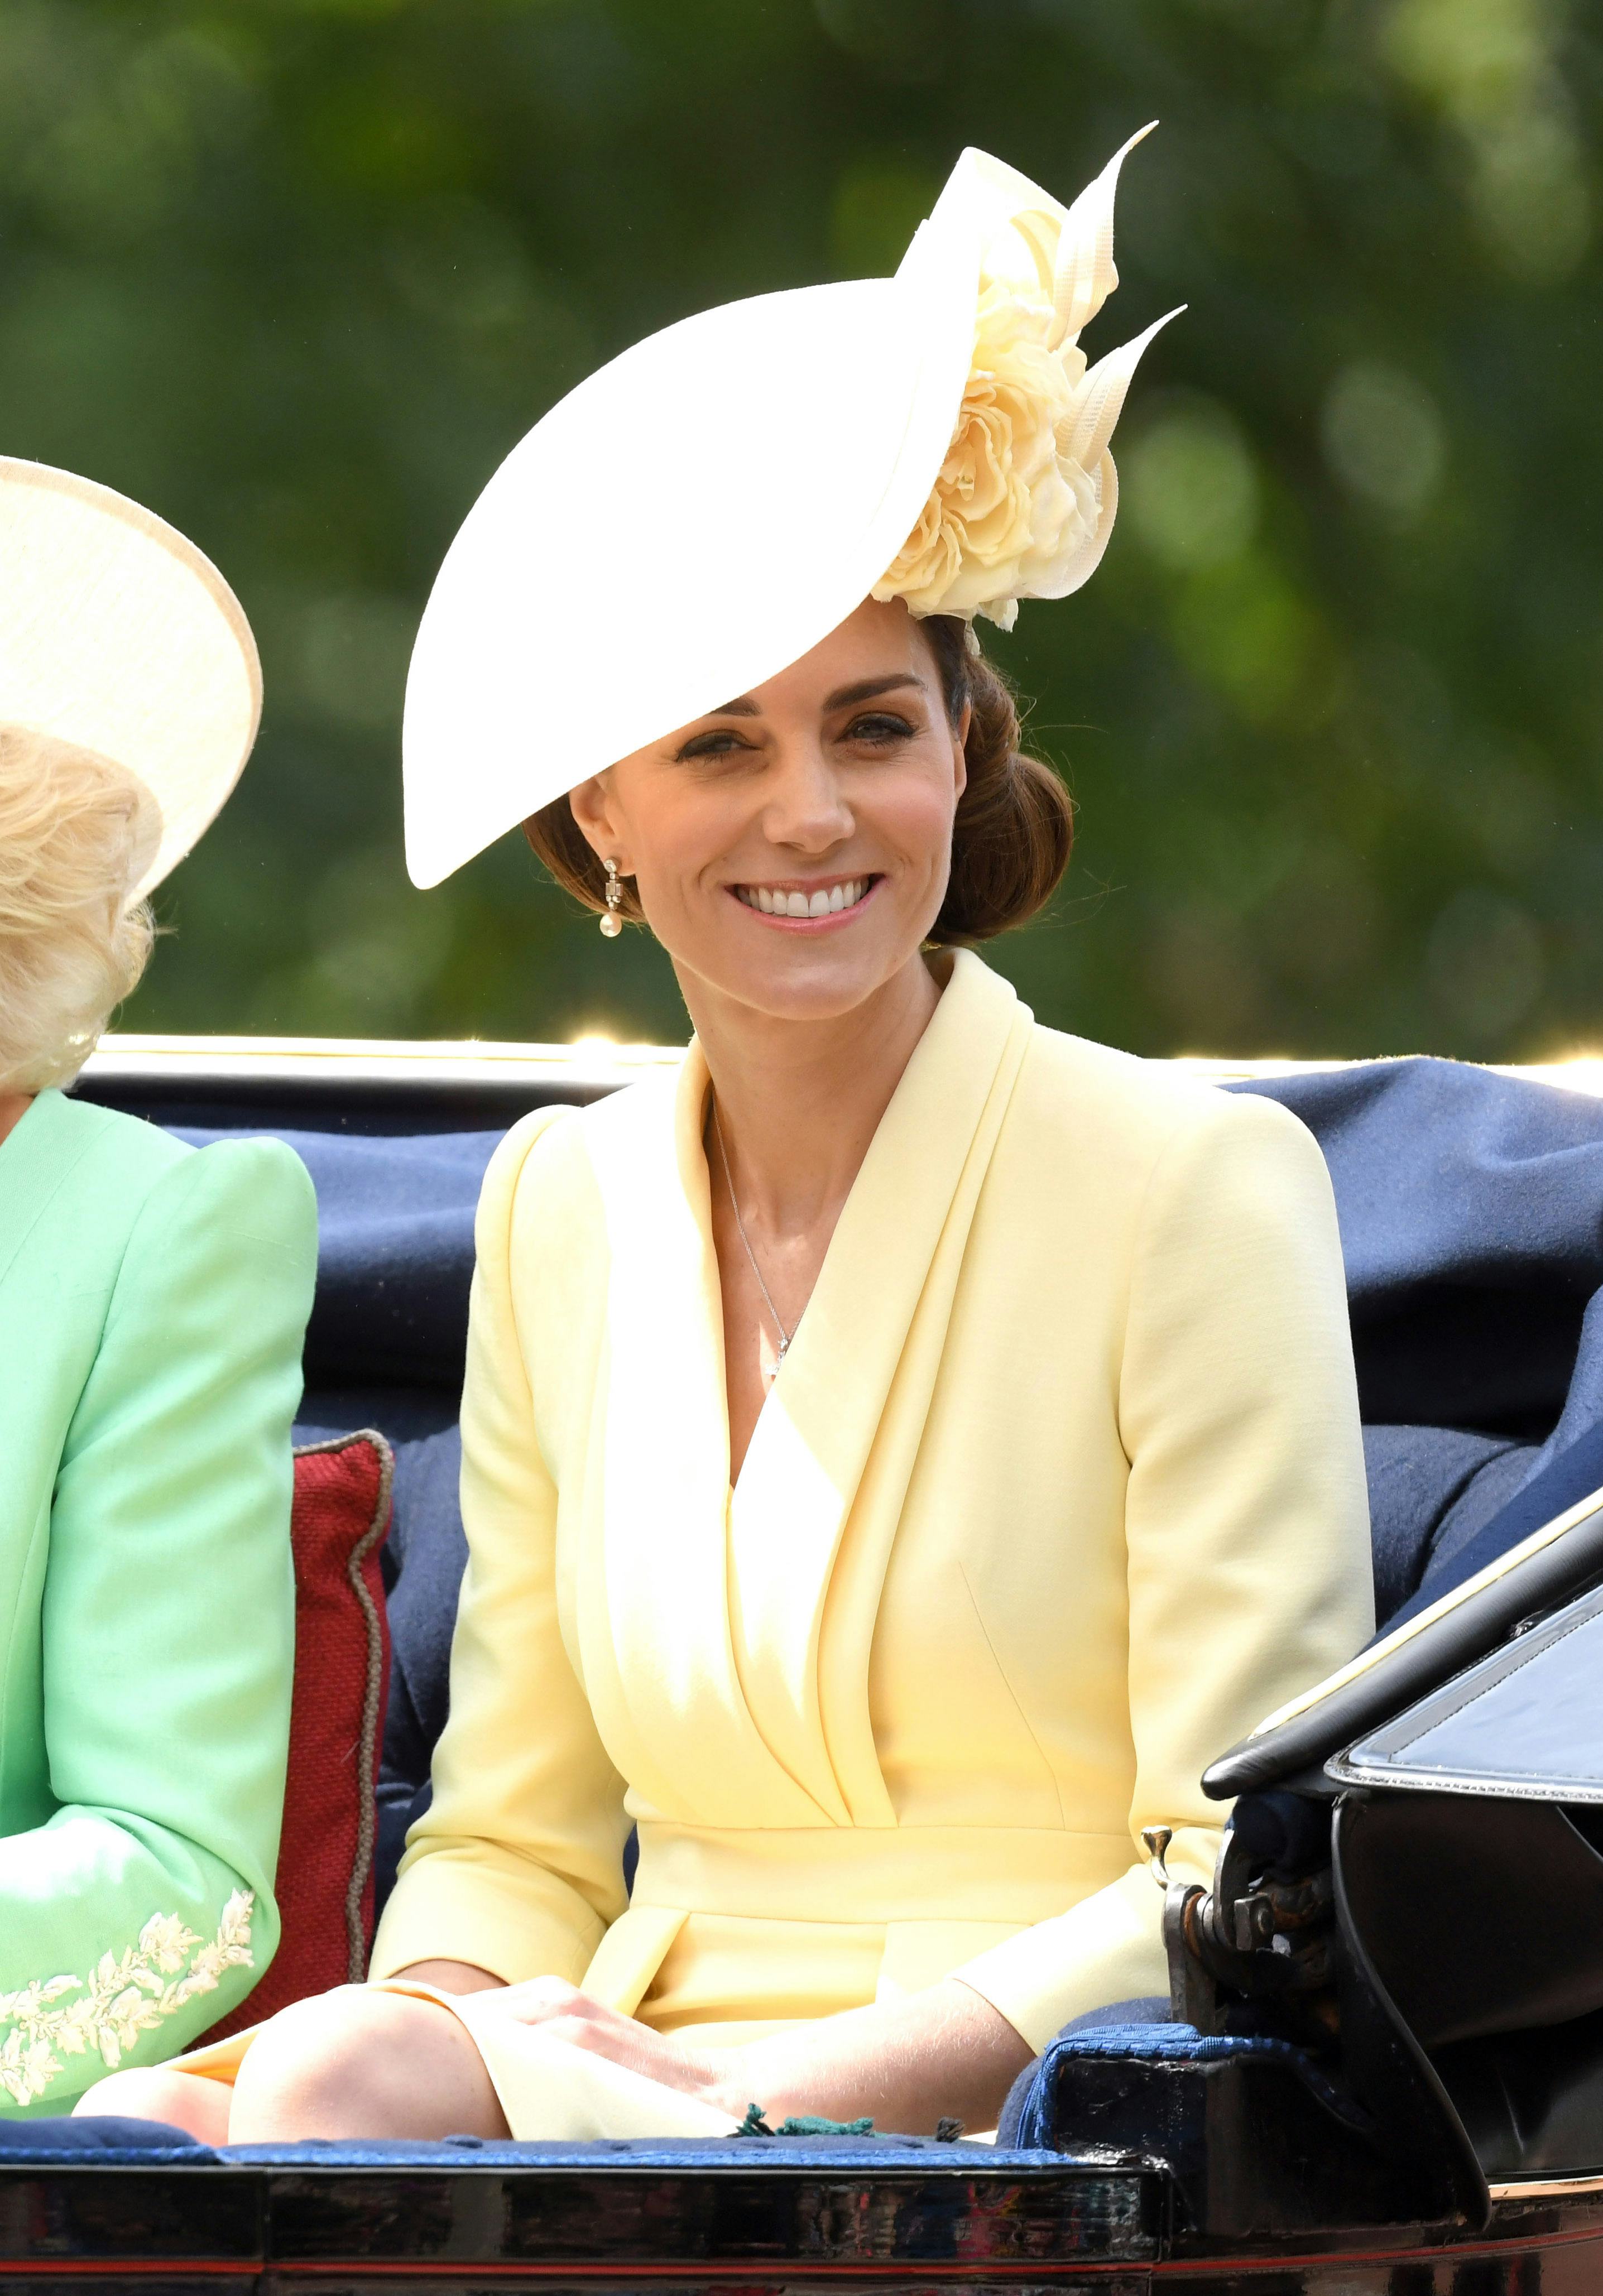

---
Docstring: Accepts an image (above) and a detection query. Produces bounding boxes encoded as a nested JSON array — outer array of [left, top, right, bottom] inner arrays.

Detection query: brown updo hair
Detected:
[[521, 614, 1073, 943]]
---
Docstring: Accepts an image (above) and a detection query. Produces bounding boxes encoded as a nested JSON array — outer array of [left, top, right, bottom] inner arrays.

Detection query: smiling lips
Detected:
[[733, 877, 874, 921]]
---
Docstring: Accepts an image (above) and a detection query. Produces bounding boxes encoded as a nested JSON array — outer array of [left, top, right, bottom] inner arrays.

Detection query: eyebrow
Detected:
[[705, 673, 929, 718]]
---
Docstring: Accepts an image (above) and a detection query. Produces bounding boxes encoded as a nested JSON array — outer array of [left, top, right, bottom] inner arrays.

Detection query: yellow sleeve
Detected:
[[953, 1088, 1374, 2048], [369, 1109, 631, 1986]]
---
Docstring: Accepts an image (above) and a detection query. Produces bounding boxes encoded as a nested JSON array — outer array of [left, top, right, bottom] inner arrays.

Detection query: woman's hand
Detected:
[[723, 1980, 1034, 2136], [493, 1977, 736, 2110], [394, 1969, 750, 2117], [483, 1974, 1033, 2136]]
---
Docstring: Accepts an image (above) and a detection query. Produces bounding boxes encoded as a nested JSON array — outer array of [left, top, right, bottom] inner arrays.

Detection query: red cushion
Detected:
[[198, 1432, 393, 2043]]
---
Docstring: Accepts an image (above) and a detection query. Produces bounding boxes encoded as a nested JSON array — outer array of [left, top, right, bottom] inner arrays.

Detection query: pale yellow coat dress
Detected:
[[353, 951, 1374, 2138]]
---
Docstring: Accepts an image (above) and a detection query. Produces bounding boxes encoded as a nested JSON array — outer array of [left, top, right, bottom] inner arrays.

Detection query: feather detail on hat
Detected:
[[874, 124, 1181, 632]]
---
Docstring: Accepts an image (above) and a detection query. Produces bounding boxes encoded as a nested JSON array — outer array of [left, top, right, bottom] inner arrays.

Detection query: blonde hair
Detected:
[[0, 726, 160, 1094]]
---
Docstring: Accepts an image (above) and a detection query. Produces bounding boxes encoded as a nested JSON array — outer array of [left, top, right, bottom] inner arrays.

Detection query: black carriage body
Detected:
[[2, 2146, 1602, 2293]]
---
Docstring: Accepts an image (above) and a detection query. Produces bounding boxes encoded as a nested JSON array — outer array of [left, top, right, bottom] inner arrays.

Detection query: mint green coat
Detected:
[[0, 1089, 316, 2115]]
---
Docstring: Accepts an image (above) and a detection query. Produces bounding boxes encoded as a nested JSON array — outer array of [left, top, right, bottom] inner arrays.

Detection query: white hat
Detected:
[[404, 129, 1176, 890], [0, 458, 261, 897]]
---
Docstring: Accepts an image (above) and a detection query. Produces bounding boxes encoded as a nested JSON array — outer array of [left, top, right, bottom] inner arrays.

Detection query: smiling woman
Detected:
[[94, 131, 1373, 2153], [521, 604, 1071, 955]]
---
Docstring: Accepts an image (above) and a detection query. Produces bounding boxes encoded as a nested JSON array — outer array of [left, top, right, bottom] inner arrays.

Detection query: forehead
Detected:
[[724, 598, 934, 715]]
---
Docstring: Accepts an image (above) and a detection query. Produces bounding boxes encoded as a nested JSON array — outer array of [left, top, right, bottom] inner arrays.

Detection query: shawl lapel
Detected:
[[738, 953, 1034, 1824], [577, 1063, 831, 1826], [577, 953, 1033, 1832]]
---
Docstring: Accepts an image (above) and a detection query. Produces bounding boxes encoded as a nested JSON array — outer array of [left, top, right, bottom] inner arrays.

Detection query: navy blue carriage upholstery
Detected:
[[174, 1051, 1603, 1918]]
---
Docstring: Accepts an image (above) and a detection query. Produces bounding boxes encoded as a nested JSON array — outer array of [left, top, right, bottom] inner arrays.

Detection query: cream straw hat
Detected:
[[404, 129, 1176, 890], [0, 458, 261, 898]]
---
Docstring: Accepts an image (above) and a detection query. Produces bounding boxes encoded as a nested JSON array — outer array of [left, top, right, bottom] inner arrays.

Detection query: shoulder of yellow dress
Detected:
[[487, 1097, 588, 1193], [1008, 1017, 1332, 1179], [495, 1078, 676, 1216], [1021, 1018, 1229, 1115]]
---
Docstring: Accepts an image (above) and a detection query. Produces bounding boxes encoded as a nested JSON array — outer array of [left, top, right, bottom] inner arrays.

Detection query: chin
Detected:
[[698, 938, 914, 1025]]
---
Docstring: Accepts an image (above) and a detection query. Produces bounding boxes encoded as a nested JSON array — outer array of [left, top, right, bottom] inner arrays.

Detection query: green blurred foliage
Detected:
[[2, 0, 1601, 1055]]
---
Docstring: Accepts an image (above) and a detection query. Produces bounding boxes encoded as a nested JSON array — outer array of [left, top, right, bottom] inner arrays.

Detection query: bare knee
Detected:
[[74, 2067, 232, 2146], [229, 1986, 505, 2143], [228, 1987, 385, 2139]]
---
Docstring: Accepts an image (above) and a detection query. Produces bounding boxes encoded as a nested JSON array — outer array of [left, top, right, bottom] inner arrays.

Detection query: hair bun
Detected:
[[923, 619, 1073, 944]]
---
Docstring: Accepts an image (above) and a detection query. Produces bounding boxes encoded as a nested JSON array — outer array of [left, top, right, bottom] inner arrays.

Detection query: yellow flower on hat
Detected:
[[876, 127, 1179, 633]]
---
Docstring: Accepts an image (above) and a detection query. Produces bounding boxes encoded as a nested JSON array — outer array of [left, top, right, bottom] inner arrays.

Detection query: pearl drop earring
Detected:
[[600, 857, 623, 938]]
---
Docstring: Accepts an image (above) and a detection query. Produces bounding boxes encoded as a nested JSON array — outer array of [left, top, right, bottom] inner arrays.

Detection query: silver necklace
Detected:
[[711, 1101, 794, 1368]]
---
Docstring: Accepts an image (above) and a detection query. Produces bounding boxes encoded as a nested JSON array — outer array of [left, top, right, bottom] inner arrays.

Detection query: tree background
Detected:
[[2, 0, 1599, 1056]]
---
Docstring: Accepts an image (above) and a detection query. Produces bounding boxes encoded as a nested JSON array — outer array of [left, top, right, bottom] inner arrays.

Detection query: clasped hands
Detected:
[[395, 1958, 1034, 2136], [488, 1975, 759, 2119]]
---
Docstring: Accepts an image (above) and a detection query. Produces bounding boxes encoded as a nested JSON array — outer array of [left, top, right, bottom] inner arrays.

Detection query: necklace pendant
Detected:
[[775, 1334, 789, 1362]]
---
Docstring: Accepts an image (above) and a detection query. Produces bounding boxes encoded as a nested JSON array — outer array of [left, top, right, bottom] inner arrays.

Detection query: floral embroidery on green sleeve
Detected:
[[0, 1891, 254, 2106]]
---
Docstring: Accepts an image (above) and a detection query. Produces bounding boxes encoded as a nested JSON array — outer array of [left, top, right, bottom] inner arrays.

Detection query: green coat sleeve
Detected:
[[0, 1136, 316, 2115]]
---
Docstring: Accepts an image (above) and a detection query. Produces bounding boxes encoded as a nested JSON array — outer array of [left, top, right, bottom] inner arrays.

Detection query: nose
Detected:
[[760, 733, 853, 856]]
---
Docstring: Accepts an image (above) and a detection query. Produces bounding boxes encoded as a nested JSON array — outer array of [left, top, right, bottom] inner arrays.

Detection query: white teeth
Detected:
[[736, 878, 867, 915]]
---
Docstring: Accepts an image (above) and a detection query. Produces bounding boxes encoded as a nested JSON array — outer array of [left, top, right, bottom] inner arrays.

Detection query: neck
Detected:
[[680, 955, 946, 1235], [0, 1093, 33, 1151]]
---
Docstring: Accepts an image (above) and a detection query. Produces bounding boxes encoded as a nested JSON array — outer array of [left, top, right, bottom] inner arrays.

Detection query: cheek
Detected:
[[622, 790, 739, 906], [867, 763, 961, 877], [633, 829, 709, 902]]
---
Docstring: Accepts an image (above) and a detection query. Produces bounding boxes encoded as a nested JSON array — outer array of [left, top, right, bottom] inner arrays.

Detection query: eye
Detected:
[[675, 727, 755, 762], [843, 712, 916, 747]]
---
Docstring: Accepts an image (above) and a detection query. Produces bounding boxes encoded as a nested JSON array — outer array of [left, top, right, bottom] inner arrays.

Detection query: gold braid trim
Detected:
[[0, 1890, 254, 2106]]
